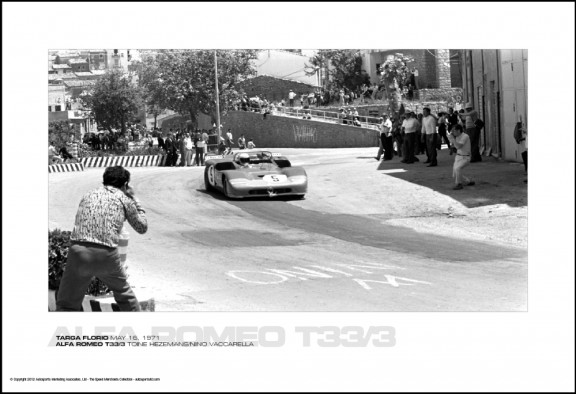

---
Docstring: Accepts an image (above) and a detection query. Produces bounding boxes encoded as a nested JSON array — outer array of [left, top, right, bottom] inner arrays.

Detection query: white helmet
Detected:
[[236, 152, 251, 165]]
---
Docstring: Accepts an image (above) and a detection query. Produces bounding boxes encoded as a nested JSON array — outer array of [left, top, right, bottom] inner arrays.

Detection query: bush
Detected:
[[48, 229, 110, 296]]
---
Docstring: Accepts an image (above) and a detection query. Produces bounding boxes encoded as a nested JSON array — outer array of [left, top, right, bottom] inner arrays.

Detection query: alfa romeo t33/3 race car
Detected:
[[204, 150, 308, 199]]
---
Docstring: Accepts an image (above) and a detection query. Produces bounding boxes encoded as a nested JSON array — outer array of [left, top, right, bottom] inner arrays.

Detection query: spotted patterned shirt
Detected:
[[71, 186, 148, 248]]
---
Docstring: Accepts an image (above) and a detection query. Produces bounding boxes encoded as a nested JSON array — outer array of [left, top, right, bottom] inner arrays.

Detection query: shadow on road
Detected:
[[374, 150, 527, 209]]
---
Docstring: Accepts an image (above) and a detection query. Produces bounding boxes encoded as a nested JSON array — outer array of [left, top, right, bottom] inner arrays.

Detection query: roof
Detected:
[[74, 72, 94, 77], [90, 70, 107, 75], [59, 73, 79, 79], [52, 64, 71, 69], [63, 79, 96, 88], [68, 58, 88, 64]]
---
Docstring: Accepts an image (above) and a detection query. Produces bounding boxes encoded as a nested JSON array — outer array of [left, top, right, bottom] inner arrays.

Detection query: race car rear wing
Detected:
[[206, 152, 282, 160]]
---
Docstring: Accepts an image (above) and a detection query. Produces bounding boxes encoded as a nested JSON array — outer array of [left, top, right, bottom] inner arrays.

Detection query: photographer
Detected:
[[447, 124, 476, 190], [56, 166, 148, 312]]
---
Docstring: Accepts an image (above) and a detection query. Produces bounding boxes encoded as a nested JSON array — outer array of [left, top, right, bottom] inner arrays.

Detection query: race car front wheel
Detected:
[[204, 166, 216, 192]]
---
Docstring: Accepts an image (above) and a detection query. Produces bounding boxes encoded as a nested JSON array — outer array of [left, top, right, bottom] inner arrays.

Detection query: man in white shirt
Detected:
[[184, 132, 194, 166], [458, 102, 482, 162], [401, 112, 420, 164], [447, 124, 475, 190], [421, 107, 438, 167], [288, 90, 296, 107]]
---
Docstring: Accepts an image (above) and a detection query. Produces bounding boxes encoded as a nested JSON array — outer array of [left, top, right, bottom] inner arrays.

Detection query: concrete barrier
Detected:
[[222, 111, 379, 148], [48, 163, 85, 173]]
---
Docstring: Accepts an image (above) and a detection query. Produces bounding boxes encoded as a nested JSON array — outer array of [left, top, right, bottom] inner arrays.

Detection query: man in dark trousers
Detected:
[[164, 133, 177, 166], [56, 166, 148, 311]]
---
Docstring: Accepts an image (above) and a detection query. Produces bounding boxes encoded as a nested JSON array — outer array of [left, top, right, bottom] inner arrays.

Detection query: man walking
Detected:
[[56, 166, 148, 311], [421, 107, 438, 167], [447, 124, 475, 190], [459, 102, 482, 162]]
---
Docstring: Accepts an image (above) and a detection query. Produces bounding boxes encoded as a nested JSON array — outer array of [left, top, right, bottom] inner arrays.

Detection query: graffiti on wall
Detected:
[[293, 125, 317, 144]]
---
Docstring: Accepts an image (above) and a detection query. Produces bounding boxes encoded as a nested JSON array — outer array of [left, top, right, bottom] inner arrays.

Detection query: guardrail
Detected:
[[247, 107, 383, 131]]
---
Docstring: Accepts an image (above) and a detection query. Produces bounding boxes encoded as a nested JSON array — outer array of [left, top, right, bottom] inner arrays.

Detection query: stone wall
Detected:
[[222, 111, 379, 148], [436, 49, 452, 89]]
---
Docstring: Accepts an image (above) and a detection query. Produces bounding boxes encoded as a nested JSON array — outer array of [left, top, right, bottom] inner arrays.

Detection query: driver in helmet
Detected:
[[235, 152, 252, 168]]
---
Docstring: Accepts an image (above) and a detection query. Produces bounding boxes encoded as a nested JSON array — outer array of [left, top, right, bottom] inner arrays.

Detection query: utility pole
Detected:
[[214, 50, 221, 141]]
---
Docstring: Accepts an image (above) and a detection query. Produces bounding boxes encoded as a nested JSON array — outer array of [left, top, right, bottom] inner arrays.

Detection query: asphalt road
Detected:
[[48, 148, 528, 311]]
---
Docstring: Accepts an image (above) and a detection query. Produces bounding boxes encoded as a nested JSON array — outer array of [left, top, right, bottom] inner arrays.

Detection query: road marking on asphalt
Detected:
[[353, 276, 432, 290], [226, 262, 430, 291]]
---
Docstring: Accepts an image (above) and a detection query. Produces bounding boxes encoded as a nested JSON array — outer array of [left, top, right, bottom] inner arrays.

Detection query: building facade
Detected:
[[360, 49, 463, 89], [460, 49, 527, 162], [253, 50, 319, 87]]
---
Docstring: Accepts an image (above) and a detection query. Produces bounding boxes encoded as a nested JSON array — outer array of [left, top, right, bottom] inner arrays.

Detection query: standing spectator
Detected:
[[288, 90, 296, 107], [514, 120, 528, 182], [421, 107, 438, 167], [447, 124, 475, 190], [238, 134, 246, 150], [339, 89, 345, 106], [300, 93, 307, 107], [392, 114, 404, 158], [401, 112, 419, 164], [447, 107, 459, 132], [415, 113, 424, 155], [178, 133, 187, 167], [202, 129, 209, 155], [184, 132, 194, 166], [226, 129, 234, 151], [145, 133, 154, 154], [324, 89, 331, 106], [48, 141, 63, 165], [195, 131, 206, 166], [374, 117, 389, 161], [459, 102, 482, 162], [164, 133, 177, 166], [382, 115, 394, 160], [247, 139, 256, 149], [437, 112, 452, 154], [55, 166, 148, 311], [66, 133, 79, 161], [157, 132, 165, 152], [308, 91, 315, 107]]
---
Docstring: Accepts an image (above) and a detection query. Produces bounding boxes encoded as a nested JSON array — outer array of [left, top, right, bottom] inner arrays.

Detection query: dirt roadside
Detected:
[[286, 148, 528, 250]]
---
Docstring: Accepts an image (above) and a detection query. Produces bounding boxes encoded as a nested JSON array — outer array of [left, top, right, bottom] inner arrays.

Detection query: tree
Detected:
[[305, 50, 370, 91], [81, 70, 142, 134], [138, 50, 259, 129], [379, 53, 415, 112], [49, 120, 76, 149], [134, 55, 169, 129]]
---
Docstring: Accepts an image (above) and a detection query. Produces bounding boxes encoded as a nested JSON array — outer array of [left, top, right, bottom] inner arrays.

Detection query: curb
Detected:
[[81, 295, 155, 312], [81, 155, 167, 168], [48, 163, 85, 173], [48, 290, 155, 312]]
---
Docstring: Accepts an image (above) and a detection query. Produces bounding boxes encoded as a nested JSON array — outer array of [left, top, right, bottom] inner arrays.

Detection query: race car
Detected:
[[204, 150, 308, 199]]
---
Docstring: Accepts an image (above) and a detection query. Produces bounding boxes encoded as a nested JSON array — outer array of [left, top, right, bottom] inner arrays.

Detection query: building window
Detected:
[[100, 54, 104, 59], [376, 63, 381, 75], [48, 106, 52, 112], [55, 105, 61, 111]]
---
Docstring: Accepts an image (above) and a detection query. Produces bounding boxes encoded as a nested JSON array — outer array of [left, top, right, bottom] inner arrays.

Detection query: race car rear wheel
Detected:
[[222, 176, 229, 198], [204, 166, 216, 192]]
